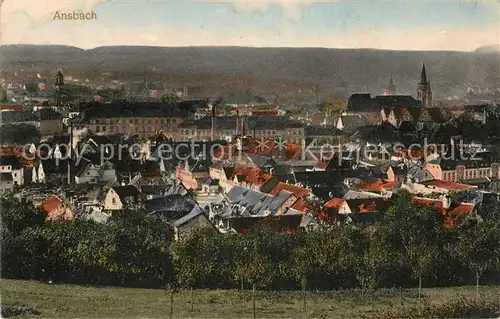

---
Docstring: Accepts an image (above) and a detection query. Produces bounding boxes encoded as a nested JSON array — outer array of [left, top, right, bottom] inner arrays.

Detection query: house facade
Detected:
[[72, 102, 193, 140], [104, 185, 140, 211]]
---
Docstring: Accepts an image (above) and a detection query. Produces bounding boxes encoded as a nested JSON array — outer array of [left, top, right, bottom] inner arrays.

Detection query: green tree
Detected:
[[318, 100, 344, 116], [0, 89, 7, 102], [377, 194, 447, 299], [162, 93, 179, 102], [454, 217, 500, 297]]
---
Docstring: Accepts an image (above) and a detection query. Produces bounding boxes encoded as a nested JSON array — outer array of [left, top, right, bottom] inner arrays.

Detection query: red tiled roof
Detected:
[[412, 196, 475, 229], [291, 198, 308, 213], [357, 179, 398, 192], [325, 197, 346, 209], [446, 203, 475, 228], [269, 182, 310, 198], [40, 195, 62, 214], [231, 164, 273, 187], [412, 197, 445, 210], [422, 179, 475, 191]]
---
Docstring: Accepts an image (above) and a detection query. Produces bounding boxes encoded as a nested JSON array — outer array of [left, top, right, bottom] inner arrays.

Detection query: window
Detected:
[[112, 197, 116, 205], [13, 173, 17, 177]]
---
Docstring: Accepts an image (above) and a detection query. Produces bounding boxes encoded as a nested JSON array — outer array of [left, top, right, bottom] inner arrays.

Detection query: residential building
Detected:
[[171, 206, 217, 241], [75, 160, 116, 184], [72, 101, 195, 140], [40, 195, 74, 221], [178, 116, 304, 143], [104, 185, 140, 211], [0, 155, 24, 186], [0, 108, 63, 136]]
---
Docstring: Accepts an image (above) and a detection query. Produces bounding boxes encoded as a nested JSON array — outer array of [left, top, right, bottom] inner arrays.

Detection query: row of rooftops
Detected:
[[179, 115, 304, 130], [73, 101, 199, 124], [347, 94, 422, 113], [0, 108, 63, 123]]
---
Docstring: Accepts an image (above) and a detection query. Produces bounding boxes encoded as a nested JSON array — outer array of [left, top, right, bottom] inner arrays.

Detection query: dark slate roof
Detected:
[[33, 108, 63, 120], [294, 171, 360, 188], [0, 155, 21, 169], [311, 185, 349, 201], [112, 185, 140, 201], [433, 151, 498, 170], [171, 205, 208, 228], [346, 94, 379, 112], [183, 157, 211, 173], [140, 185, 170, 196], [305, 125, 343, 136], [340, 115, 367, 130], [374, 95, 420, 109], [74, 102, 191, 123], [346, 93, 421, 113], [145, 194, 195, 215], [178, 100, 209, 110], [398, 121, 416, 132], [0, 111, 36, 123]]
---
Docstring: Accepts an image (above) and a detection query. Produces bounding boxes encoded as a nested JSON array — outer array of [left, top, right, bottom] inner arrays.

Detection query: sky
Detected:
[[1, 0, 499, 51]]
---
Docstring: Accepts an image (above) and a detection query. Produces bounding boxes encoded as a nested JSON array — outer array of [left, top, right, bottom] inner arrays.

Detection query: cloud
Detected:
[[5, 20, 498, 51], [212, 0, 339, 22], [1, 0, 498, 50]]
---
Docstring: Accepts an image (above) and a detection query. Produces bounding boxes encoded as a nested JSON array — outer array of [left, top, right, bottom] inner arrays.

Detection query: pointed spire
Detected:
[[427, 77, 431, 91], [420, 63, 427, 83], [389, 73, 394, 86]]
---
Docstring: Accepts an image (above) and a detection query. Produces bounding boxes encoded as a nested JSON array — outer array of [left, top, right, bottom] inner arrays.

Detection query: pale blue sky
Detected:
[[2, 0, 499, 50]]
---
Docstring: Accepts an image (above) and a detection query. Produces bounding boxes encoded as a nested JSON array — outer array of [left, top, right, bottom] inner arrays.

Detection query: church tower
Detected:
[[426, 78, 433, 107], [384, 74, 396, 95], [54, 69, 64, 106], [416, 64, 429, 107], [55, 69, 64, 93]]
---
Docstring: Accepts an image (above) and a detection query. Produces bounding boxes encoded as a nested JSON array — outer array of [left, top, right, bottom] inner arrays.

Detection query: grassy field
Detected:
[[2, 279, 500, 318]]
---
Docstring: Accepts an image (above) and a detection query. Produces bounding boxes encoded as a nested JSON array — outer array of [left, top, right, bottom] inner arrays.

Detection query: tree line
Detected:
[[2, 194, 500, 293]]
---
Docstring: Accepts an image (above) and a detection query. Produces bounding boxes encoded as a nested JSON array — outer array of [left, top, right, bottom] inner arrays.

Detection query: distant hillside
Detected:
[[1, 45, 499, 99], [475, 44, 500, 53]]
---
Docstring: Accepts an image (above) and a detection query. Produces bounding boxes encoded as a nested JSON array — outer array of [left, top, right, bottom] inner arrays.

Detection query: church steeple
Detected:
[[426, 77, 433, 107], [384, 74, 396, 95], [55, 69, 64, 92], [416, 63, 430, 107], [420, 63, 427, 84]]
